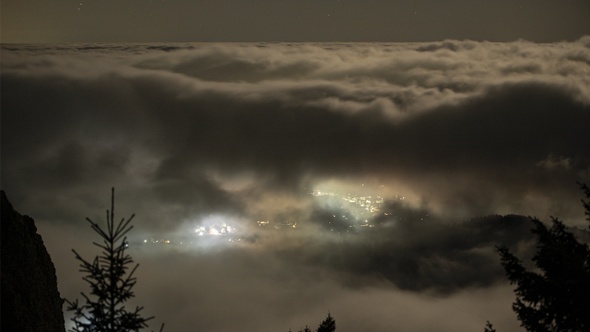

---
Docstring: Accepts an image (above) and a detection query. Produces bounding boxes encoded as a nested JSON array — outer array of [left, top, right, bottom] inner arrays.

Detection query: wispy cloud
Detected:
[[2, 39, 589, 331]]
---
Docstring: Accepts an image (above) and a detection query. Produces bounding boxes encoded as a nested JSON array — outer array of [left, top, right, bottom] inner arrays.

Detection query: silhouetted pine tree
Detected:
[[66, 188, 163, 332], [497, 183, 590, 332], [484, 321, 496, 332], [316, 313, 336, 332], [580, 182, 590, 227]]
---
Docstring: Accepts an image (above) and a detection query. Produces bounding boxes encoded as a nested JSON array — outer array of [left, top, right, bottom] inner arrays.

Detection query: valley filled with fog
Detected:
[[2, 39, 589, 331]]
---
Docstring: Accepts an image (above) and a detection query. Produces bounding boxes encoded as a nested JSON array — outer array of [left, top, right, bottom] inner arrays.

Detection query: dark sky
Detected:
[[2, 0, 589, 43]]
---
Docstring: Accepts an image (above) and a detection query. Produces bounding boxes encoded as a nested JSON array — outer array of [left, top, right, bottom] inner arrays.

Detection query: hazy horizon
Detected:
[[3, 0, 590, 43]]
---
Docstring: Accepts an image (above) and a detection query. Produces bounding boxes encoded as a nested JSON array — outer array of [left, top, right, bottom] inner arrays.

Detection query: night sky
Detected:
[[2, 0, 589, 43], [2, 1, 590, 332]]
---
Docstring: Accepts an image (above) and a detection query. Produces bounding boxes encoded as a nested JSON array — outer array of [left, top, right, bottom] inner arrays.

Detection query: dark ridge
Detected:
[[1, 190, 65, 332]]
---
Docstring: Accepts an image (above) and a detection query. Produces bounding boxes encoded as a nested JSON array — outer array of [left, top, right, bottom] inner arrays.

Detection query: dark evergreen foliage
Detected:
[[484, 321, 496, 332], [316, 313, 336, 332], [497, 183, 590, 332], [579, 182, 590, 226], [292, 313, 335, 332], [66, 188, 163, 332]]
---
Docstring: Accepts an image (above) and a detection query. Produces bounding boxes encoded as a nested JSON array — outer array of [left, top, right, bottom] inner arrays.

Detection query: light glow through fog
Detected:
[[4, 37, 589, 332]]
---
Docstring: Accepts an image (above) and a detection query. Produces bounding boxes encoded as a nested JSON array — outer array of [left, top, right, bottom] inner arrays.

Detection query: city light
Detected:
[[137, 186, 415, 249]]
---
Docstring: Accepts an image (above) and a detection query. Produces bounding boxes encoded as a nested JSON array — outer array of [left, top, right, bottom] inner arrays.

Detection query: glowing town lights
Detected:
[[192, 222, 237, 238], [140, 187, 406, 250]]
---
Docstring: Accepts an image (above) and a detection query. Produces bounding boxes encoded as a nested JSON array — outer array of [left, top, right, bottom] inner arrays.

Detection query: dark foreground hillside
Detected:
[[1, 190, 65, 332]]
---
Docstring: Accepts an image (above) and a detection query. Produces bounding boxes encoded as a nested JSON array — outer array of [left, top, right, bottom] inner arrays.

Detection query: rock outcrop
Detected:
[[1, 190, 66, 332]]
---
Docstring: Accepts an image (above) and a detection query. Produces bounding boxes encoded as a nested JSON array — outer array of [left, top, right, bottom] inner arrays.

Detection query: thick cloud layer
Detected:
[[3, 39, 589, 225], [2, 39, 589, 331]]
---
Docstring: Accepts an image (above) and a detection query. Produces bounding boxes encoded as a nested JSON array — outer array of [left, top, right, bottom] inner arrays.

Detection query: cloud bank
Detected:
[[3, 39, 589, 224], [2, 38, 590, 331]]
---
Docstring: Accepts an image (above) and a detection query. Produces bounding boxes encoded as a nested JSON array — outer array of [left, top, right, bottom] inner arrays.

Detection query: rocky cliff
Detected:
[[1, 190, 66, 332]]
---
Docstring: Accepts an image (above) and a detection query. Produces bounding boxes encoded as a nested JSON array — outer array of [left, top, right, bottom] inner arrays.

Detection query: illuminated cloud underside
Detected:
[[2, 39, 590, 331]]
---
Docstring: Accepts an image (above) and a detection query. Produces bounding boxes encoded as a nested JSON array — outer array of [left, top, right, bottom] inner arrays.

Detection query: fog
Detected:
[[2, 38, 589, 331]]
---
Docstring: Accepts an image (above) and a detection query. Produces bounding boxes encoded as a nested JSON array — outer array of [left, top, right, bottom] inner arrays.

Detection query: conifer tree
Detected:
[[66, 188, 163, 332], [484, 321, 496, 332], [580, 182, 590, 227], [316, 313, 336, 332], [497, 183, 590, 331]]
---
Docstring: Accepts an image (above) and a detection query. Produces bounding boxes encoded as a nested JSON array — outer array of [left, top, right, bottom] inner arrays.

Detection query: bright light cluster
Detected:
[[194, 224, 235, 236]]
